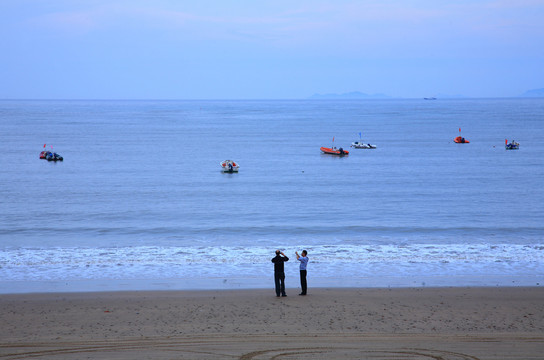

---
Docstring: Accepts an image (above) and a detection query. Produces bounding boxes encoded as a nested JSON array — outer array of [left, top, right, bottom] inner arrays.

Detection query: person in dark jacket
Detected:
[[271, 250, 289, 297]]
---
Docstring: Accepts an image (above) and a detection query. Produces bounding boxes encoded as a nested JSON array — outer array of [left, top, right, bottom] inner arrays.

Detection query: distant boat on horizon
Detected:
[[424, 97, 437, 100]]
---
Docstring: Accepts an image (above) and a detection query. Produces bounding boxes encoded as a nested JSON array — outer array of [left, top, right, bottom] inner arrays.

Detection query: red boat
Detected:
[[454, 128, 469, 143], [320, 147, 349, 155], [454, 136, 469, 143]]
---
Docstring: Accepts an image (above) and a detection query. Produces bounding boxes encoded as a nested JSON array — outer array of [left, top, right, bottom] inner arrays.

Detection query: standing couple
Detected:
[[271, 249, 308, 297]]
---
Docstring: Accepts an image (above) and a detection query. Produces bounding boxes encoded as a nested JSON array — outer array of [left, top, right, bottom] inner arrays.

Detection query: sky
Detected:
[[1, 0, 543, 99]]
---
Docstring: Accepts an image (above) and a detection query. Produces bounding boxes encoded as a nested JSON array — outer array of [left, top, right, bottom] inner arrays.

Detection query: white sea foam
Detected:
[[1, 244, 543, 284]]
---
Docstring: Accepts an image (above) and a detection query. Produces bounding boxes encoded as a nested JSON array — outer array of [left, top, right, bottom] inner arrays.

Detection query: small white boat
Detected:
[[220, 160, 239, 172], [351, 132, 376, 149], [351, 141, 376, 149]]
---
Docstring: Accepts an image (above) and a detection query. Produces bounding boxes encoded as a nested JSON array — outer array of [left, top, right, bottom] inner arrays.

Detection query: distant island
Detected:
[[309, 91, 391, 99], [306, 90, 544, 99], [521, 88, 544, 97]]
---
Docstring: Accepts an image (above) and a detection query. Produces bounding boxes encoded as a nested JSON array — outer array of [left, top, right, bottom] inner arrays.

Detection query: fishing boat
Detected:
[[351, 141, 376, 149], [505, 139, 519, 150], [320, 147, 349, 155], [220, 160, 239, 172], [321, 137, 349, 155], [454, 128, 469, 143], [454, 136, 469, 144], [351, 132, 376, 149], [39, 144, 63, 161], [40, 150, 63, 161]]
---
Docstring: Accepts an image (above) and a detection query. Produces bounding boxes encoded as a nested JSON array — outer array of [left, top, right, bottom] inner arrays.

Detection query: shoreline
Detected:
[[1, 273, 542, 294], [1, 287, 543, 359]]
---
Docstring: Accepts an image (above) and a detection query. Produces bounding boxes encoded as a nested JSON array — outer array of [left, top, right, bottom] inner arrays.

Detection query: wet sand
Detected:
[[1, 287, 543, 359]]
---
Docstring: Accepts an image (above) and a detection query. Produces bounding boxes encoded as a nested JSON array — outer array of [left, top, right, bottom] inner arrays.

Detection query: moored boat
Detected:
[[40, 144, 63, 161], [320, 147, 349, 155], [351, 132, 376, 149], [454, 128, 469, 143], [351, 141, 376, 149], [321, 136, 349, 155], [454, 136, 469, 144], [505, 139, 519, 150], [220, 160, 239, 172]]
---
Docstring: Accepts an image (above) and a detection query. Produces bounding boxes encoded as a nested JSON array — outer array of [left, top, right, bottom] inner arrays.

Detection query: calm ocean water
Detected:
[[1, 98, 543, 293]]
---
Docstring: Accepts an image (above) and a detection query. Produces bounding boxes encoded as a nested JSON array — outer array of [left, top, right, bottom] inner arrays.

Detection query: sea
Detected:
[[1, 98, 543, 293]]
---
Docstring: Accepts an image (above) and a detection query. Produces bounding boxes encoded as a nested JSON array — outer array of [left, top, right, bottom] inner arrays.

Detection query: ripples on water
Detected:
[[1, 99, 543, 290]]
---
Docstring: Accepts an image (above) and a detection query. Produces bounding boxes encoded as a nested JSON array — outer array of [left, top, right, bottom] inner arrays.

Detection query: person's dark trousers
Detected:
[[299, 270, 307, 295], [274, 272, 286, 296]]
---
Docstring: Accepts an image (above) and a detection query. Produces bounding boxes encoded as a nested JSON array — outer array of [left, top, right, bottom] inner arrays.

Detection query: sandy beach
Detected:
[[1, 287, 543, 359]]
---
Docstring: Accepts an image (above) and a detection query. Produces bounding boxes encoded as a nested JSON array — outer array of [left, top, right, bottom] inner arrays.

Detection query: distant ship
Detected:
[[424, 97, 437, 100]]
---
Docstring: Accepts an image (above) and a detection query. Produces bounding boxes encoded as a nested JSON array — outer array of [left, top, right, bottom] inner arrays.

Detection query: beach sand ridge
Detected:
[[1, 287, 543, 359]]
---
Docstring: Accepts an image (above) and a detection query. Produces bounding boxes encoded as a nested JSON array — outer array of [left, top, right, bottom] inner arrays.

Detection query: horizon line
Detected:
[[1, 96, 541, 101]]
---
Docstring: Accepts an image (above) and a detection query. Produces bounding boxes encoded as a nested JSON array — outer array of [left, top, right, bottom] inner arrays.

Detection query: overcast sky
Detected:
[[1, 0, 543, 99]]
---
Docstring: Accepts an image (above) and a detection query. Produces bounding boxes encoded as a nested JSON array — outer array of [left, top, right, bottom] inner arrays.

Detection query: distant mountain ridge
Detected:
[[521, 88, 544, 97], [309, 91, 391, 99]]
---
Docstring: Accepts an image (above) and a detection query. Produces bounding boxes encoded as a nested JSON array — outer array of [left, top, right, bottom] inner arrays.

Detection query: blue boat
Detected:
[[505, 139, 519, 150]]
